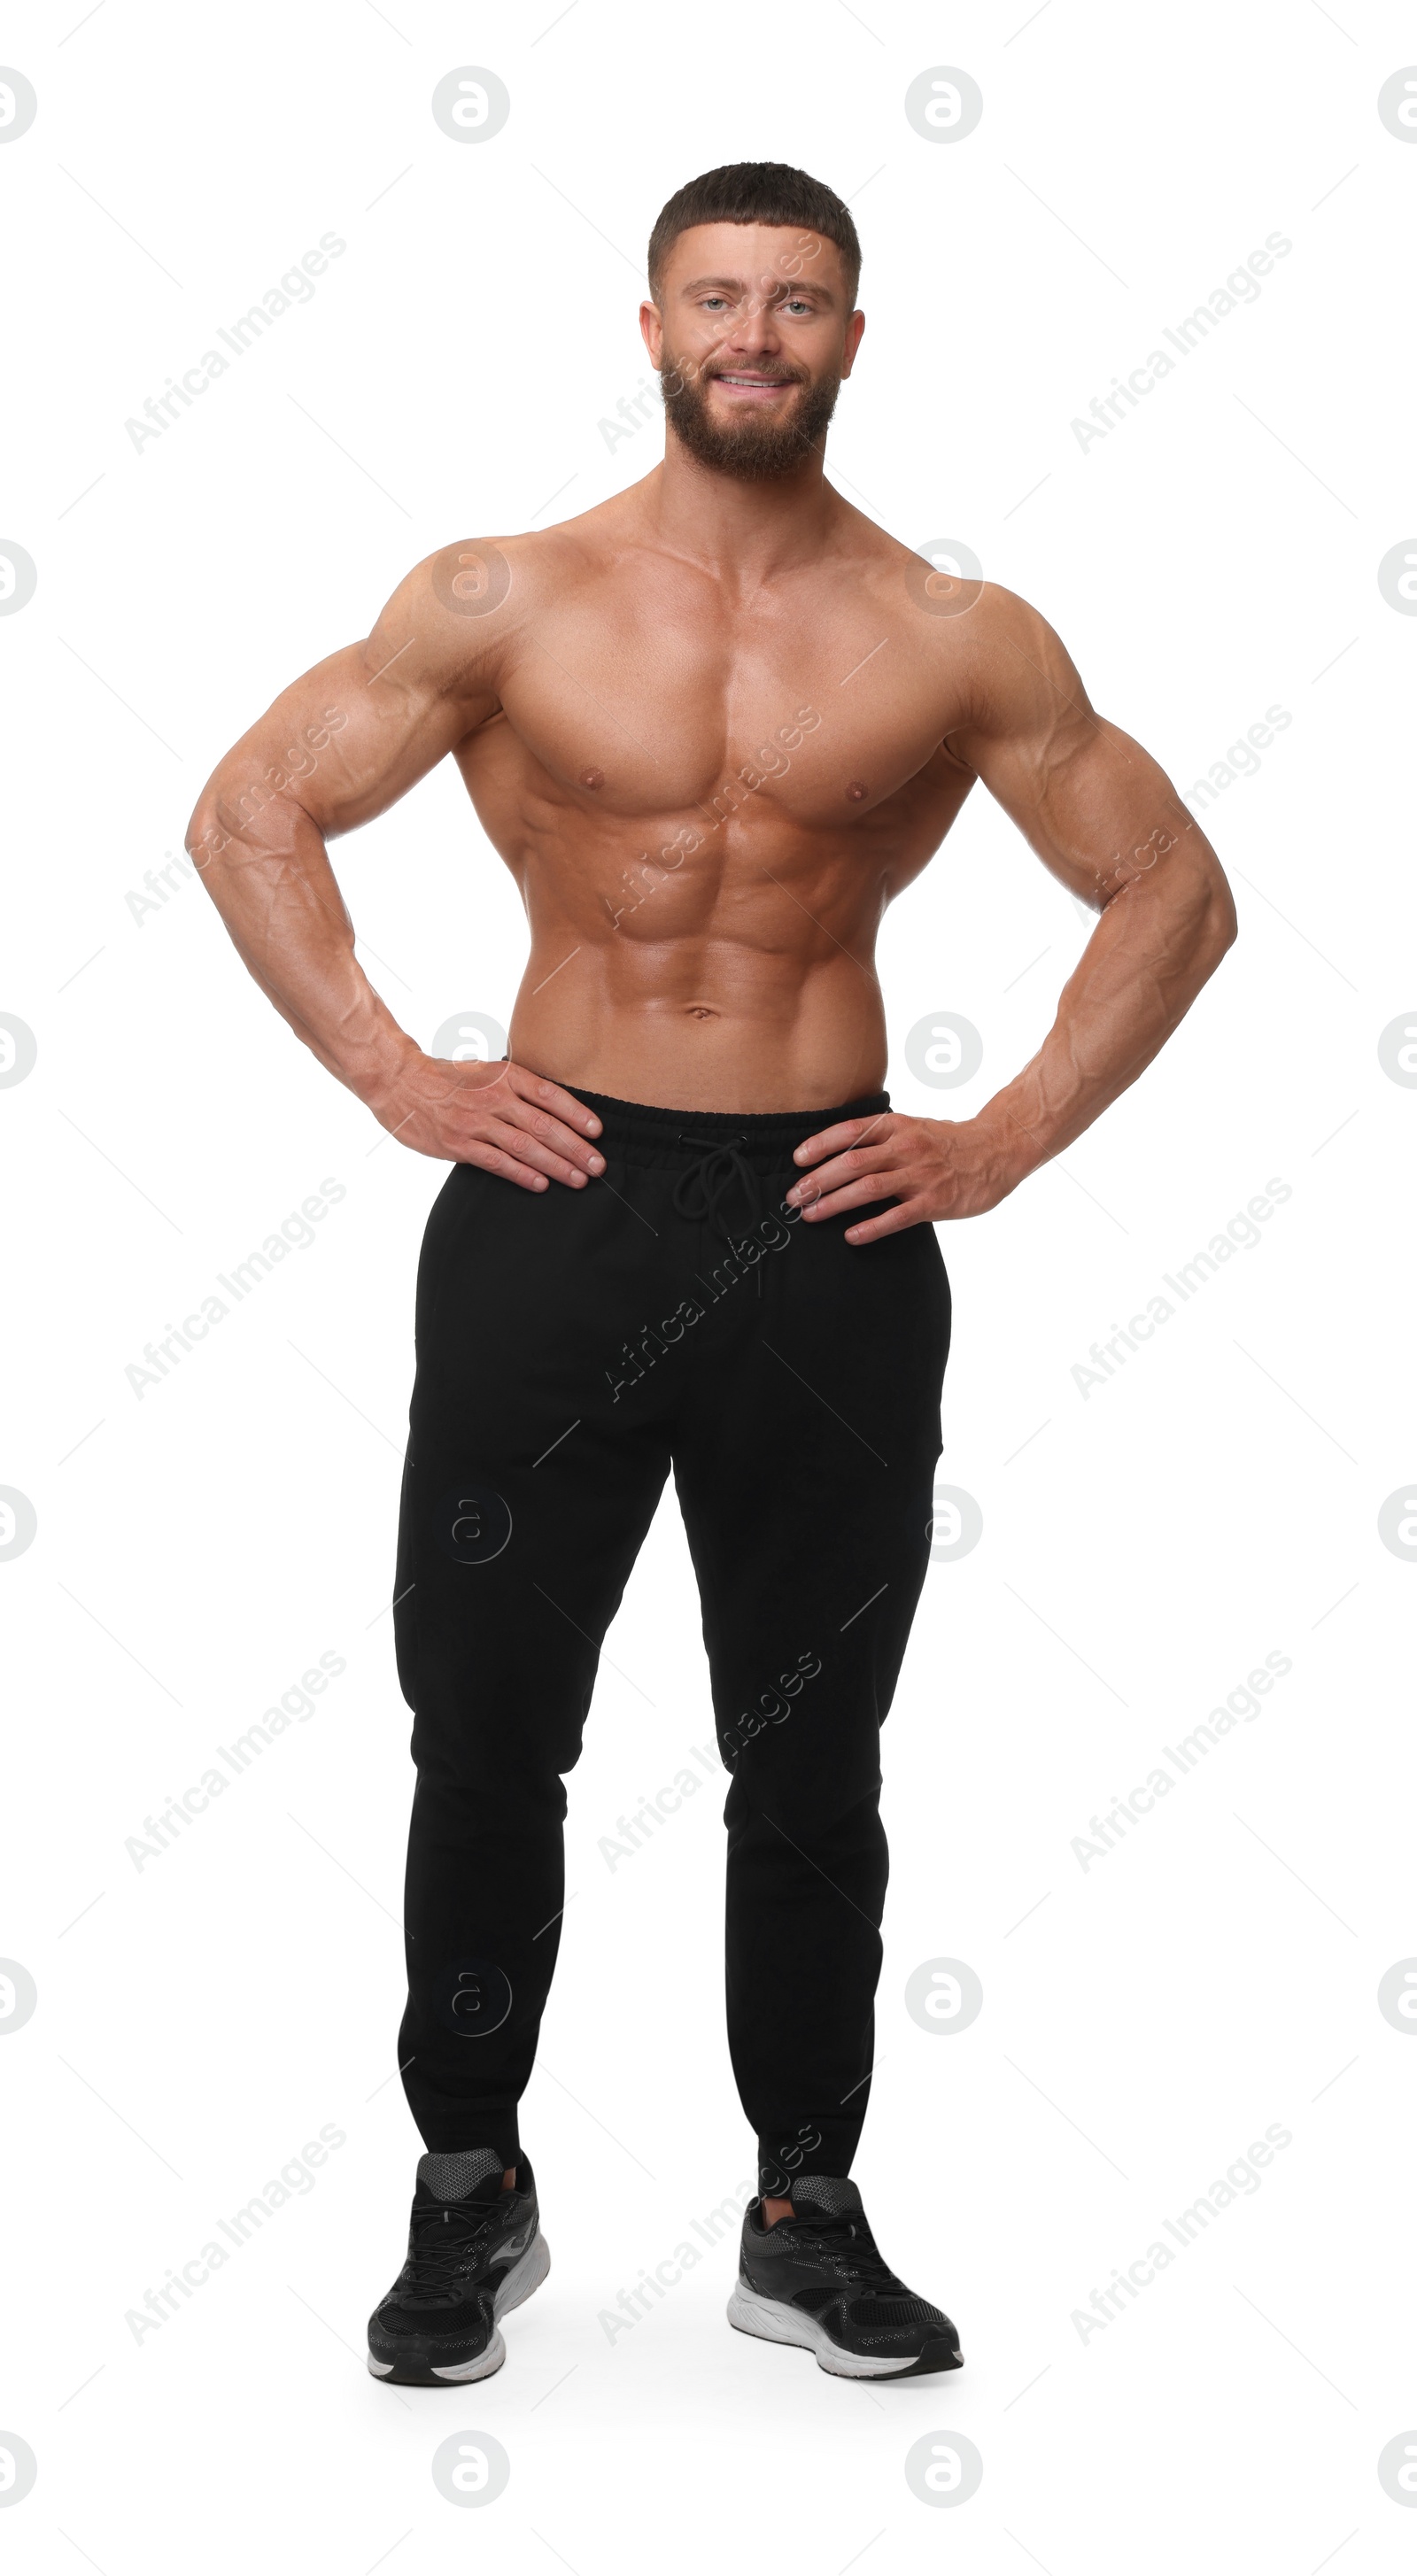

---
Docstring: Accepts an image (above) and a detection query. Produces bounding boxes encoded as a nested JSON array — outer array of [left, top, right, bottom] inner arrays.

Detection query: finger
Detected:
[[475, 1117, 597, 1187], [845, 1199, 928, 1246], [792, 1112, 895, 1171], [787, 1144, 895, 1206], [447, 1062, 602, 1174], [799, 1172, 906, 1220], [460, 1142, 551, 1191], [505, 1063, 605, 1148], [430, 1059, 602, 1177], [497, 1095, 607, 1176]]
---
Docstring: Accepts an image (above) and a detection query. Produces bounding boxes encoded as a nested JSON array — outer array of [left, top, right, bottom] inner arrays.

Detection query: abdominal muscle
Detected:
[[457, 672, 952, 1114], [509, 932, 887, 1114], [499, 808, 893, 1114]]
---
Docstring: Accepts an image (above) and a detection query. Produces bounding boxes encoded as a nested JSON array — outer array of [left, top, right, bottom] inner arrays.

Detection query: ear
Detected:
[[840, 308, 866, 381], [639, 299, 663, 366]]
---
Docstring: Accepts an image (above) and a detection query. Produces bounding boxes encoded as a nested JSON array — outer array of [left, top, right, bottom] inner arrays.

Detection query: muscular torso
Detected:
[[440, 491, 980, 1110], [196, 463, 1224, 1181]]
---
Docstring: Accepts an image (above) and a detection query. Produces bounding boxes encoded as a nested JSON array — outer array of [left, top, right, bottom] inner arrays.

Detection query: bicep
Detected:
[[195, 549, 503, 847], [944, 592, 1206, 908]]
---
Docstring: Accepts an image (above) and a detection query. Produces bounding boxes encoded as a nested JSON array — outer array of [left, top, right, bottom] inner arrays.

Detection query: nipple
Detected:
[[847, 781, 868, 801], [580, 766, 605, 790]]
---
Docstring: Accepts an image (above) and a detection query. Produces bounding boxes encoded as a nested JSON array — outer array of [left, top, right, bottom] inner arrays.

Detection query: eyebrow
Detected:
[[678, 274, 832, 300]]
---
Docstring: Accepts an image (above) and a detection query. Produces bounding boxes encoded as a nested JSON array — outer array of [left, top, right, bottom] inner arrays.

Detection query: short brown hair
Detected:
[[647, 161, 861, 308]]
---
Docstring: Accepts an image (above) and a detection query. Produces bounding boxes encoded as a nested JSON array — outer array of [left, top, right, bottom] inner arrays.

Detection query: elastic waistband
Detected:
[[561, 1085, 891, 1172]]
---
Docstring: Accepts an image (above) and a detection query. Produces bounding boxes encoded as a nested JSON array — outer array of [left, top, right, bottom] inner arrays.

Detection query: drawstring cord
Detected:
[[671, 1134, 765, 1296]]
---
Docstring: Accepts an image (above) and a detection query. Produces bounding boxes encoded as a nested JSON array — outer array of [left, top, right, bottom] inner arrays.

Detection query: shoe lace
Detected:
[[783, 2209, 907, 2293], [401, 2199, 498, 2306]]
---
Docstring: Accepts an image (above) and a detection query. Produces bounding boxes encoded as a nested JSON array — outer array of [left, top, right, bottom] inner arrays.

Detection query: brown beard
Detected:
[[660, 355, 841, 480]]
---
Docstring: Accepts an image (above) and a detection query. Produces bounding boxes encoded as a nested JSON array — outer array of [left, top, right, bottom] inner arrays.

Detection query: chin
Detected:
[[662, 371, 838, 481], [718, 444, 815, 482]]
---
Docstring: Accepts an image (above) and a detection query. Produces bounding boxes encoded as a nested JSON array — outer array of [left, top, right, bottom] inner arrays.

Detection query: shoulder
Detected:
[[840, 515, 1090, 738], [847, 520, 1065, 666], [361, 506, 622, 697], [887, 556, 1068, 660], [914, 577, 1091, 742], [428, 511, 616, 615]]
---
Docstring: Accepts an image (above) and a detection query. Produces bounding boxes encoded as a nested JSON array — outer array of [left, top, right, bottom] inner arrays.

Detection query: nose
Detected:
[[719, 287, 785, 360]]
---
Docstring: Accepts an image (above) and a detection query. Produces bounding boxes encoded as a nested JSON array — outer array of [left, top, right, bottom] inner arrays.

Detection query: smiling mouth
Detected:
[[710, 373, 798, 395]]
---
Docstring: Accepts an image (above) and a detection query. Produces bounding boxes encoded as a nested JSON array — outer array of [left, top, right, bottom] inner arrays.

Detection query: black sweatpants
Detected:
[[393, 1086, 950, 2195]]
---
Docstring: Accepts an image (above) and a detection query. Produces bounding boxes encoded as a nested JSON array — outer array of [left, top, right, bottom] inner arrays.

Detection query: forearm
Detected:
[[980, 853, 1236, 1185], [187, 781, 417, 1113]]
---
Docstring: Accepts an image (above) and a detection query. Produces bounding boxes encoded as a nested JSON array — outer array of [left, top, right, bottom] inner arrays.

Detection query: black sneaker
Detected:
[[727, 2173, 963, 2380], [367, 2148, 549, 2386]]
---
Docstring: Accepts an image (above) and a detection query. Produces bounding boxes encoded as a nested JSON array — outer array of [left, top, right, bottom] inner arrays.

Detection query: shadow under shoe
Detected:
[[368, 2148, 550, 2386]]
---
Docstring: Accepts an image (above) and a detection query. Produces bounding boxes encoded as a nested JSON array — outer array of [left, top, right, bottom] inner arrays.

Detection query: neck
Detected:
[[637, 436, 841, 584]]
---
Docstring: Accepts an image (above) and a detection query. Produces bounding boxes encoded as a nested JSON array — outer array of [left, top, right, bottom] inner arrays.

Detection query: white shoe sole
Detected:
[[368, 2230, 552, 2381], [725, 2280, 959, 2380]]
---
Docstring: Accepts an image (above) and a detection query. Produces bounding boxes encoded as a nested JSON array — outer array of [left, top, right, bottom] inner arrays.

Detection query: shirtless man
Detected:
[[189, 161, 1235, 2386]]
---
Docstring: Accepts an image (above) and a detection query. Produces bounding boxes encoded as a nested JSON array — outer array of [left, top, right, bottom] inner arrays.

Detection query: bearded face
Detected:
[[658, 345, 843, 480]]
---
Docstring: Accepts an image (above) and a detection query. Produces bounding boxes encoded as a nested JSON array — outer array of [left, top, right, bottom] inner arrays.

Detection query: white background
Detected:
[[3, 0, 1415, 2566]]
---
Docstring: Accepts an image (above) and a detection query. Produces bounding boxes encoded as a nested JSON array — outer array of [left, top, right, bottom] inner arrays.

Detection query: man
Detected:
[[188, 161, 1235, 2386]]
